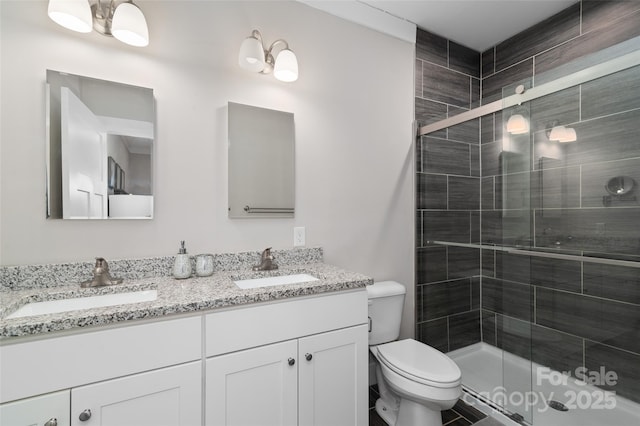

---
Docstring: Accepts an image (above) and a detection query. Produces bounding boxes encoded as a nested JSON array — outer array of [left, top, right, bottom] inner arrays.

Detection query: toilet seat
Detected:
[[376, 339, 461, 388]]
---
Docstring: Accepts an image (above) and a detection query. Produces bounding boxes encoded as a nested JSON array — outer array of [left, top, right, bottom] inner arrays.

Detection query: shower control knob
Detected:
[[44, 419, 58, 426], [305, 353, 312, 361], [79, 409, 92, 421], [288, 358, 295, 366]]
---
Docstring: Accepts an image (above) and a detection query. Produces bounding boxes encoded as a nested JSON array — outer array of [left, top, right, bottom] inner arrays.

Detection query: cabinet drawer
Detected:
[[0, 316, 201, 403], [0, 390, 70, 426], [206, 289, 367, 356]]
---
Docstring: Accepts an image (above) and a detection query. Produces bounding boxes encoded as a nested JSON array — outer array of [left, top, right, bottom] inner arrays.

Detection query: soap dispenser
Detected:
[[172, 240, 192, 279]]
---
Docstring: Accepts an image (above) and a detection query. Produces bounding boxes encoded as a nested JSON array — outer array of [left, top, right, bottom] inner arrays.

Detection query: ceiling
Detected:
[[122, 136, 153, 155], [303, 0, 577, 52]]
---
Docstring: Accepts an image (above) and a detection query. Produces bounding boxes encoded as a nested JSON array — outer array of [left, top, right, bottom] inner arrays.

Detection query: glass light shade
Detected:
[[558, 127, 577, 143], [548, 125, 567, 141], [48, 0, 92, 33], [506, 113, 529, 135], [239, 36, 266, 72], [549, 125, 577, 142], [274, 49, 298, 82], [111, 2, 149, 47]]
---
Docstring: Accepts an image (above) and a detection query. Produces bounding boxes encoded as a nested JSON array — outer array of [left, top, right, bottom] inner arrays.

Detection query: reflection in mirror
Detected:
[[46, 70, 154, 219], [605, 176, 636, 195], [228, 102, 295, 218]]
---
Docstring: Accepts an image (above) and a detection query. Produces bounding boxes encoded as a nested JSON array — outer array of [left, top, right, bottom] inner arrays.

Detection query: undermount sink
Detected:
[[6, 290, 158, 319], [233, 273, 319, 290]]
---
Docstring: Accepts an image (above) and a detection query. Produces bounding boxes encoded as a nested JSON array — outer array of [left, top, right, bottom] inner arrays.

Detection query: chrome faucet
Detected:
[[81, 257, 124, 288], [252, 247, 278, 271]]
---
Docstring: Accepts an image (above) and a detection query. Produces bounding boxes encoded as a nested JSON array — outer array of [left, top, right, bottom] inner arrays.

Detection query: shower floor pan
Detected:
[[448, 342, 640, 426]]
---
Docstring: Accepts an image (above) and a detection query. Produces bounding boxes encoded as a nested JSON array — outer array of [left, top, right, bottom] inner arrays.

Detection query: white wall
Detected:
[[0, 1, 415, 338]]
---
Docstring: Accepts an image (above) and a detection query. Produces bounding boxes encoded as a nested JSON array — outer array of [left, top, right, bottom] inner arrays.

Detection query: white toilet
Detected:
[[367, 281, 462, 426]]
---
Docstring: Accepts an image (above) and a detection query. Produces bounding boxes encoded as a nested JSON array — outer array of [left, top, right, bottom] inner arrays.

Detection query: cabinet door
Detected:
[[206, 340, 297, 426], [70, 361, 201, 426], [298, 325, 368, 426], [0, 390, 70, 426]]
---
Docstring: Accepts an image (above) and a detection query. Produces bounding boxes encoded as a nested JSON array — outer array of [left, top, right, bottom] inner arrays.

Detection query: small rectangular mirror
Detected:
[[228, 102, 295, 218], [46, 70, 154, 219]]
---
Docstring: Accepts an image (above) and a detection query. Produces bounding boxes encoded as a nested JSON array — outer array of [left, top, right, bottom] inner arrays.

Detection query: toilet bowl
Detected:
[[367, 282, 462, 426]]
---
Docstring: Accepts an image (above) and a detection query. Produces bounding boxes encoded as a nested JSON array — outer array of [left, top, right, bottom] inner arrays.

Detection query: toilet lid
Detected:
[[377, 339, 461, 387]]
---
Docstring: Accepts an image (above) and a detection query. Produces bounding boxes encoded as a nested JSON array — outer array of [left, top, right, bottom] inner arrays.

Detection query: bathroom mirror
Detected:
[[605, 176, 636, 196], [228, 102, 295, 218], [46, 70, 154, 219]]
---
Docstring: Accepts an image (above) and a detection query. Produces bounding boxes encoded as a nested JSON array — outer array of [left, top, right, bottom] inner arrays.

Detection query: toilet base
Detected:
[[397, 397, 443, 426], [375, 398, 397, 426], [373, 351, 453, 426], [375, 397, 443, 426]]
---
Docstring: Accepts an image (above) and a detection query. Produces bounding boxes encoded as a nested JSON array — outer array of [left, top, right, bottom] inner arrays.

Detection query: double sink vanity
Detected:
[[0, 247, 372, 426], [6, 69, 370, 426]]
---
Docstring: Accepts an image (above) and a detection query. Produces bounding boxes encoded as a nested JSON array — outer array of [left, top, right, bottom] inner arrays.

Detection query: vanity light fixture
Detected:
[[547, 121, 577, 143], [238, 30, 299, 82], [506, 112, 530, 135], [558, 127, 577, 143], [551, 126, 577, 143], [506, 85, 531, 135], [47, 0, 149, 47]]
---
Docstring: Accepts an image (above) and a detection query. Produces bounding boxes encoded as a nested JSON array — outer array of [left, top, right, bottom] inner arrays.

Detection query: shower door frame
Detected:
[[420, 38, 640, 137], [420, 38, 640, 271]]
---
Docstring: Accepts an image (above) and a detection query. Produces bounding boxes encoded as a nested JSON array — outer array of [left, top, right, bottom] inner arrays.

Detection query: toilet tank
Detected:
[[366, 281, 406, 345]]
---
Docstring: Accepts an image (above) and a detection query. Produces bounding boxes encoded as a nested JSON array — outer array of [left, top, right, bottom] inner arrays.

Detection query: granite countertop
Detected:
[[0, 263, 372, 339]]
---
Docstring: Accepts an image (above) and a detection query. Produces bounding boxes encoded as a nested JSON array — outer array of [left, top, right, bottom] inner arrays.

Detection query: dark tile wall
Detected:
[[481, 1, 640, 82], [415, 27, 482, 354], [416, 0, 640, 405]]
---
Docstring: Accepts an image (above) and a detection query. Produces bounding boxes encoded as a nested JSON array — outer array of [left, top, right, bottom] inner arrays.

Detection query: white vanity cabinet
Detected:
[[0, 316, 202, 426], [0, 390, 70, 426], [0, 363, 201, 426], [205, 290, 369, 426], [207, 340, 299, 425], [1, 287, 369, 426], [206, 326, 367, 426], [70, 361, 201, 426], [298, 325, 368, 426]]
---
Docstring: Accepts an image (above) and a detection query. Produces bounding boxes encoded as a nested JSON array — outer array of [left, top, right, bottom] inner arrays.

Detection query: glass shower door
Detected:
[[498, 53, 640, 425], [421, 36, 640, 426]]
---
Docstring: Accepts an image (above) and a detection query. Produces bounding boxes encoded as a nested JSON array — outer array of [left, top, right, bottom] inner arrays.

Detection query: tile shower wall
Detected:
[[415, 28, 482, 353], [416, 0, 640, 404]]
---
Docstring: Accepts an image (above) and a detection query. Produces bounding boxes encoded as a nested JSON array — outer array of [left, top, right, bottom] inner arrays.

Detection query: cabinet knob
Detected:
[[288, 357, 295, 366], [305, 353, 313, 361], [79, 409, 92, 421], [44, 419, 58, 426]]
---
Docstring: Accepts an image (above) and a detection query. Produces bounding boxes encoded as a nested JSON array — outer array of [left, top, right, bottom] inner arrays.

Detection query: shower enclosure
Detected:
[[418, 37, 640, 425]]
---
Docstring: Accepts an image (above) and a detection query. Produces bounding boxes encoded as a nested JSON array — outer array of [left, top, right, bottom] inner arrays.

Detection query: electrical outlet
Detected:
[[293, 227, 306, 247]]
